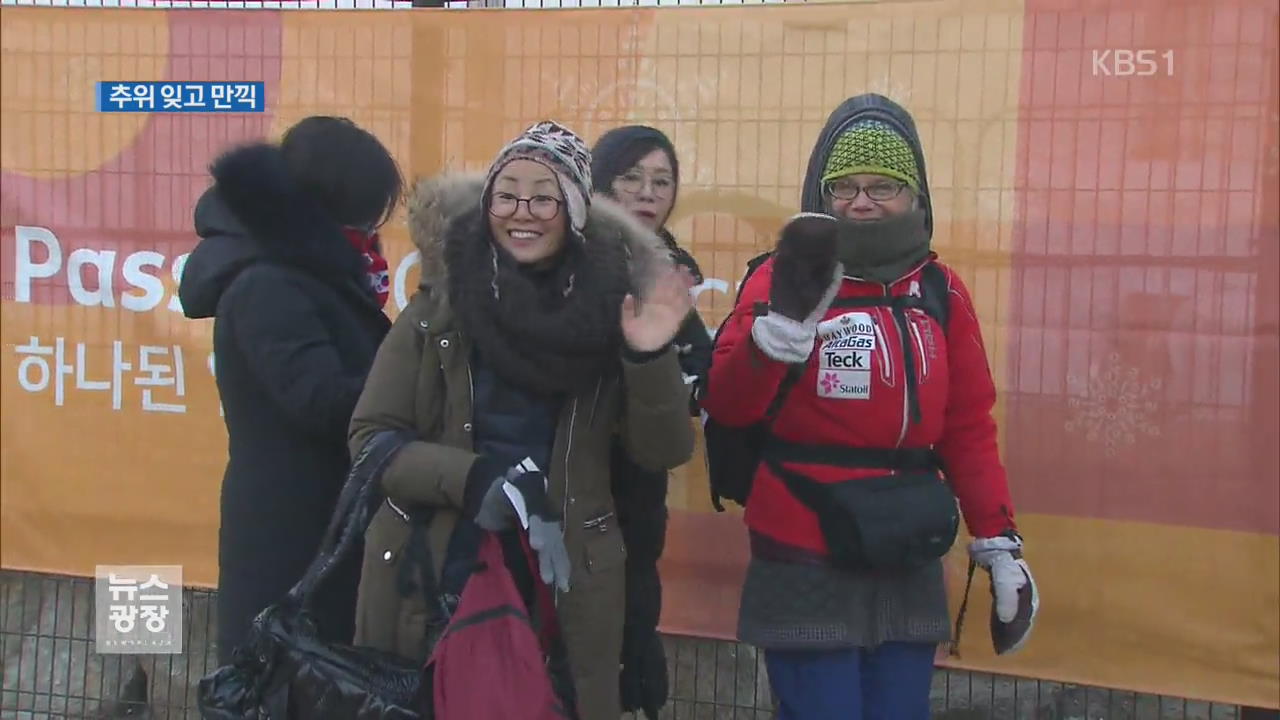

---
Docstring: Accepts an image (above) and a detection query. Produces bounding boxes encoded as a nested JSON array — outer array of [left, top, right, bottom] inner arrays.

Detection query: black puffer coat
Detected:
[[179, 144, 391, 663]]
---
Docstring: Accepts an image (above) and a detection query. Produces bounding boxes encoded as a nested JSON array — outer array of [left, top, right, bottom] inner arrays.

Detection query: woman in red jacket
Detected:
[[702, 94, 1038, 719]]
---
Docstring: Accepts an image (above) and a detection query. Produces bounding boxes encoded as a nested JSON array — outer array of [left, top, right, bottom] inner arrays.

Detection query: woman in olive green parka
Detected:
[[348, 121, 696, 720]]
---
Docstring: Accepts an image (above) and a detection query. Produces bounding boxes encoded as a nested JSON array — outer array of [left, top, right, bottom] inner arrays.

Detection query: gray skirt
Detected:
[[736, 555, 953, 650]]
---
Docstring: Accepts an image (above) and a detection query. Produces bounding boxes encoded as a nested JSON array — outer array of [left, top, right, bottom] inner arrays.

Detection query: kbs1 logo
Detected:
[[1091, 49, 1175, 77]]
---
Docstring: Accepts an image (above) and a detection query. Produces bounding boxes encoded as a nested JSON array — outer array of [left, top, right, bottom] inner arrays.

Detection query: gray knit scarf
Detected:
[[836, 209, 931, 284]]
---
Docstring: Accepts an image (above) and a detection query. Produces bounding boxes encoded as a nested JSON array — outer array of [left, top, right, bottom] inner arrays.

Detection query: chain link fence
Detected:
[[1, 569, 1249, 719]]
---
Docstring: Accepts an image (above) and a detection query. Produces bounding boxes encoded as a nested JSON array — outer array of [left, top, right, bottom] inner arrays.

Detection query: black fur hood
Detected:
[[180, 143, 370, 319]]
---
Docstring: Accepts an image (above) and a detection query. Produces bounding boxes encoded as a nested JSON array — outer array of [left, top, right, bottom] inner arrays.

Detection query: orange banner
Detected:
[[1, 0, 1277, 707]]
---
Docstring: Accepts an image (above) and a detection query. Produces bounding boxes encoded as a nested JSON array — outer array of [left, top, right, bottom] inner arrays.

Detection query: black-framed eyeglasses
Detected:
[[825, 178, 908, 202], [489, 192, 563, 221], [614, 171, 675, 199]]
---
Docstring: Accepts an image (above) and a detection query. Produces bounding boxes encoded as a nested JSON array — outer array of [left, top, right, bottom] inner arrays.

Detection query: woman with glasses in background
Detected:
[[347, 121, 696, 720], [589, 125, 711, 720], [701, 95, 1038, 719]]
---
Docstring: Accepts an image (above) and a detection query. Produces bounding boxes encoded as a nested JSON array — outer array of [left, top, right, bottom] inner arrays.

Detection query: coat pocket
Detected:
[[356, 502, 429, 660], [581, 515, 628, 576], [365, 501, 413, 565]]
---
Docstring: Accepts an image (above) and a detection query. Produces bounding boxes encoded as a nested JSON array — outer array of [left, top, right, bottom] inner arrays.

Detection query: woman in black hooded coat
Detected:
[[591, 125, 712, 719], [178, 117, 403, 663]]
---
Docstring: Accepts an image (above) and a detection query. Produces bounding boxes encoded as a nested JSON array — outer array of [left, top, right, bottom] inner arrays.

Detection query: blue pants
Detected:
[[764, 643, 936, 720]]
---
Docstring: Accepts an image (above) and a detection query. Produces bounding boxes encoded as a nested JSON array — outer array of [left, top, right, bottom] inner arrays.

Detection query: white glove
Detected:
[[968, 534, 1033, 623]]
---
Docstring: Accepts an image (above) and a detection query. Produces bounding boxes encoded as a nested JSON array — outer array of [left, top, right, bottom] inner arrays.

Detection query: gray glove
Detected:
[[474, 457, 572, 593]]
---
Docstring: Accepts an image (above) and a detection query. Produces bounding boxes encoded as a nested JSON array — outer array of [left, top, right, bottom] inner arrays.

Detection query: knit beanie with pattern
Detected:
[[482, 120, 594, 238], [821, 118, 921, 192]]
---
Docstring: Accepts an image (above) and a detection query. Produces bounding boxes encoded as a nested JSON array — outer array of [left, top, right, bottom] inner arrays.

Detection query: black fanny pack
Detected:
[[765, 443, 959, 572]]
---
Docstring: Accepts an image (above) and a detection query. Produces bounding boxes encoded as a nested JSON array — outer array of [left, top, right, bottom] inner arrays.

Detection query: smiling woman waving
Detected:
[[347, 121, 696, 720]]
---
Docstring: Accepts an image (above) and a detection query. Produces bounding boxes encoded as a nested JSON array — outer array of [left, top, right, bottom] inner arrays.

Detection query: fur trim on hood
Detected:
[[406, 173, 673, 294], [180, 143, 373, 319]]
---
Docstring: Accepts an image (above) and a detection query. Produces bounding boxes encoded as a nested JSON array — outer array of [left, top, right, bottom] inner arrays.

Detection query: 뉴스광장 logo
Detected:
[[95, 565, 184, 654], [96, 82, 264, 113]]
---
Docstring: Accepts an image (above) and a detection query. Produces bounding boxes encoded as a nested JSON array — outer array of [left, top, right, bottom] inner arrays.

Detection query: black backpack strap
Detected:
[[709, 250, 774, 346], [897, 262, 949, 423], [706, 361, 803, 513], [703, 249, 777, 407], [763, 440, 940, 471], [738, 251, 774, 302], [703, 251, 768, 420], [917, 260, 951, 331], [763, 363, 804, 422], [704, 252, 791, 513]]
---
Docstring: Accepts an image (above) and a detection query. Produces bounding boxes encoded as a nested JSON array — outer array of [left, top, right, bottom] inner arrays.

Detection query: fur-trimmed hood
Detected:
[[180, 143, 374, 319], [406, 173, 674, 295]]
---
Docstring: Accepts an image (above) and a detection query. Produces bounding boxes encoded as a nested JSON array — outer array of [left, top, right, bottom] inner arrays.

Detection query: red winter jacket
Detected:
[[702, 256, 1016, 555]]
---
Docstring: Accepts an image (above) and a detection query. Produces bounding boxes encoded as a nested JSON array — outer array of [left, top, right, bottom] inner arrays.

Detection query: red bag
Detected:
[[425, 531, 574, 720]]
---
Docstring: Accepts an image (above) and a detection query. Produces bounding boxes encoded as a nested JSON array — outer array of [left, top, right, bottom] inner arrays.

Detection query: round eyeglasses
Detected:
[[489, 192, 563, 221], [614, 172, 675, 199]]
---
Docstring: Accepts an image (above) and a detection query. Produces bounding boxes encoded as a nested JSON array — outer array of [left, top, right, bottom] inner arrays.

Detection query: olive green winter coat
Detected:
[[348, 173, 695, 720]]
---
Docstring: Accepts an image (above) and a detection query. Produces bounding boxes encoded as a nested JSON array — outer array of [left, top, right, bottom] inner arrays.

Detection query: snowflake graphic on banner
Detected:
[[1064, 352, 1163, 457]]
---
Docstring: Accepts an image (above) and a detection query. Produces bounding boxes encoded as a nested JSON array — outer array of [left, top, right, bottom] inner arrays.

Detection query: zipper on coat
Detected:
[[587, 378, 603, 428], [466, 362, 475, 417], [873, 315, 894, 385], [387, 498, 410, 522], [557, 398, 578, 604], [909, 315, 929, 380]]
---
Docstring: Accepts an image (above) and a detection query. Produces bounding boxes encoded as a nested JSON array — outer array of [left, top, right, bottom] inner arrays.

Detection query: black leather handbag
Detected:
[[197, 431, 429, 720]]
